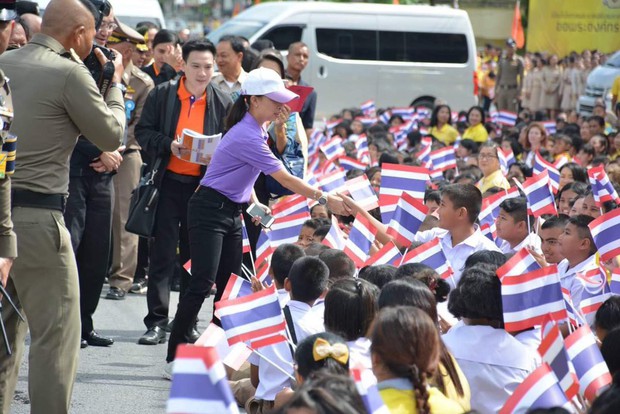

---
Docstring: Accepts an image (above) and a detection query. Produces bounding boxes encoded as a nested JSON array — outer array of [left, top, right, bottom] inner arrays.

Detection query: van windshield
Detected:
[[207, 20, 265, 44], [605, 51, 620, 68]]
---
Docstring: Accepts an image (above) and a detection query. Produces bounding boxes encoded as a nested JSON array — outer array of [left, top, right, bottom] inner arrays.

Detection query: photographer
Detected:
[[0, 0, 126, 412]]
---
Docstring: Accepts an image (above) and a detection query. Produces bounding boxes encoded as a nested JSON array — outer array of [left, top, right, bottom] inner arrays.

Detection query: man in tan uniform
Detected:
[[494, 38, 524, 112], [0, 0, 126, 412], [106, 19, 154, 299]]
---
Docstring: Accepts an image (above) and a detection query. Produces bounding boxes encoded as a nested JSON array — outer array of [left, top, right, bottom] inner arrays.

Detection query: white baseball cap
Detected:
[[240, 67, 299, 104]]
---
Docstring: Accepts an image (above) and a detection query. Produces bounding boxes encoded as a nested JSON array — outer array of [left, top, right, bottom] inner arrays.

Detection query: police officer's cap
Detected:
[[506, 38, 517, 48], [108, 18, 146, 46], [0, 0, 17, 22]]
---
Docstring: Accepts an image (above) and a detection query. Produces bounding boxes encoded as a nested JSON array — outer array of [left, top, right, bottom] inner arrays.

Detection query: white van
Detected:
[[35, 0, 166, 29], [207, 2, 477, 119], [578, 50, 620, 116]]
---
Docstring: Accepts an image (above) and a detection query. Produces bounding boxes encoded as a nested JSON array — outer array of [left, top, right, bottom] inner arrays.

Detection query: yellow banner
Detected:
[[528, 0, 620, 56]]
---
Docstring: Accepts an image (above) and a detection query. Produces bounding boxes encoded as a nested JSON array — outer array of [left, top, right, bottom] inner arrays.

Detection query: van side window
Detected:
[[259, 26, 304, 51], [316, 29, 377, 60], [379, 31, 468, 64]]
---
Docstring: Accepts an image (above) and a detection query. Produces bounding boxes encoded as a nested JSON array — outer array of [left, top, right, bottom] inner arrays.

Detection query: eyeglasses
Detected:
[[477, 153, 498, 160], [100, 22, 118, 31]]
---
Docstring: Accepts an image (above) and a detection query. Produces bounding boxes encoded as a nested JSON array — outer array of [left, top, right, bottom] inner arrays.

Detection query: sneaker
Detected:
[[163, 361, 174, 381], [129, 278, 147, 294]]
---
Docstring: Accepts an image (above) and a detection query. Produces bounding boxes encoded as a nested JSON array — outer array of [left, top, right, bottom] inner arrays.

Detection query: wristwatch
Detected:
[[111, 82, 127, 93], [318, 193, 328, 206]]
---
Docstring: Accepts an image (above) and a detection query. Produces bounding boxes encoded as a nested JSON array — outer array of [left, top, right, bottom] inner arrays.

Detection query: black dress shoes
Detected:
[[80, 339, 88, 349], [84, 331, 114, 347], [138, 326, 166, 345], [188, 326, 201, 344], [105, 287, 126, 300]]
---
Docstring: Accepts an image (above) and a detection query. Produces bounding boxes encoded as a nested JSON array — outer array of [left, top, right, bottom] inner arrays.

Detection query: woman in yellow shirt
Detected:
[[429, 104, 459, 145], [476, 142, 510, 193], [370, 307, 463, 414], [462, 106, 489, 143]]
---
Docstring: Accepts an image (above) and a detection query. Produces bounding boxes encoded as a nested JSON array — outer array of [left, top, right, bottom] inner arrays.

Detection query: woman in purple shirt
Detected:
[[166, 68, 349, 364]]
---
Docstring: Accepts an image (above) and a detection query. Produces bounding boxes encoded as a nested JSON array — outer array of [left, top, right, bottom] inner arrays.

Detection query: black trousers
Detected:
[[166, 186, 243, 362], [144, 174, 197, 329], [64, 174, 114, 337]]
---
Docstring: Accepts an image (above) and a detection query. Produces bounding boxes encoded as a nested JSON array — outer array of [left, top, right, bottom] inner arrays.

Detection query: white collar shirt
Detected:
[[557, 255, 597, 307], [499, 233, 542, 255]]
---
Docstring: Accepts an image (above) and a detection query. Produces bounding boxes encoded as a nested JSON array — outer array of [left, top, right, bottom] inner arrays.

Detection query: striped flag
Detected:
[[360, 100, 376, 116], [555, 154, 570, 170], [319, 137, 345, 161], [194, 324, 253, 371], [496, 248, 542, 280], [429, 146, 457, 173], [220, 273, 253, 302], [167, 345, 240, 414], [356, 116, 378, 127], [391, 107, 415, 120], [269, 212, 311, 248], [271, 194, 310, 219], [241, 215, 251, 254], [577, 266, 612, 316], [499, 363, 571, 414], [338, 156, 367, 172], [498, 147, 516, 176], [351, 367, 391, 414], [562, 287, 581, 328], [538, 318, 580, 399], [533, 151, 560, 193], [588, 164, 620, 207], [497, 110, 518, 126], [215, 284, 287, 346], [343, 214, 377, 268], [501, 265, 567, 332], [415, 138, 432, 166], [322, 215, 346, 250], [479, 187, 520, 226], [416, 107, 431, 119], [379, 110, 391, 125], [522, 171, 558, 217], [364, 241, 403, 267], [346, 175, 379, 211], [318, 168, 347, 193], [325, 119, 342, 134], [386, 192, 428, 248], [611, 268, 620, 295], [255, 230, 273, 283], [565, 325, 613, 402], [308, 129, 326, 156], [588, 208, 620, 262], [379, 163, 429, 224], [401, 238, 454, 282], [480, 221, 497, 242], [355, 135, 370, 164], [542, 121, 557, 135]]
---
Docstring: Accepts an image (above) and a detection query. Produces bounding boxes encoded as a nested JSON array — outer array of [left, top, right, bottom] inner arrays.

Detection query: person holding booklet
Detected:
[[165, 67, 350, 372]]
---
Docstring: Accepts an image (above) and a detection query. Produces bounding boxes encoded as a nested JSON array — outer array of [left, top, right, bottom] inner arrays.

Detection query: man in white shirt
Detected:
[[211, 34, 247, 96], [495, 197, 542, 255], [414, 184, 501, 284]]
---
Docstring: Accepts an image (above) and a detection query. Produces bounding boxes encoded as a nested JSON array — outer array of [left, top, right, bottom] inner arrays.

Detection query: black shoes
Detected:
[[188, 326, 200, 344], [82, 331, 114, 347], [129, 278, 147, 294], [105, 287, 126, 300], [138, 326, 166, 345]]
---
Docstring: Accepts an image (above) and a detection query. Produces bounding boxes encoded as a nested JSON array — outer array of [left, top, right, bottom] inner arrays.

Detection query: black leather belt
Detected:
[[11, 189, 66, 212], [200, 186, 243, 212]]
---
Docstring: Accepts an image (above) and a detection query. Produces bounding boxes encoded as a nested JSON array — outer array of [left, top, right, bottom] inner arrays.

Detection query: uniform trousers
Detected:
[[64, 173, 114, 337], [109, 150, 142, 292], [495, 87, 519, 112], [0, 207, 80, 414]]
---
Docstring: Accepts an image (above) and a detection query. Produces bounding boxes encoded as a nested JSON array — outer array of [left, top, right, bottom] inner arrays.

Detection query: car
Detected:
[[578, 50, 620, 116]]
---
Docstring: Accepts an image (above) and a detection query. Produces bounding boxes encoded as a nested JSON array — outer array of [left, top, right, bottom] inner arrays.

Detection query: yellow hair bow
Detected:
[[312, 337, 349, 365]]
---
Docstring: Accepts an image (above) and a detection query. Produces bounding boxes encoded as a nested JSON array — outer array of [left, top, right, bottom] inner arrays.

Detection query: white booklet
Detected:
[[176, 129, 222, 165]]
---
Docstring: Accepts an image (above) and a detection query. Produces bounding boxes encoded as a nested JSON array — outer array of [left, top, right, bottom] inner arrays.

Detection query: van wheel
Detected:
[[411, 97, 435, 110]]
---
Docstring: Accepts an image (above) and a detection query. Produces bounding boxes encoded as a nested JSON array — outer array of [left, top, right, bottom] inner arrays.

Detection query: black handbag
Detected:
[[125, 157, 162, 238]]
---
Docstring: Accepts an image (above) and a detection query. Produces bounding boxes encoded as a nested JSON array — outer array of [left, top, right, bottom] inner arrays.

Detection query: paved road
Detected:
[[10, 288, 216, 414]]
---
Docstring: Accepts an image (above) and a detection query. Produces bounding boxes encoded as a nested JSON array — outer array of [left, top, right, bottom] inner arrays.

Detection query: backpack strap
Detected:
[[283, 305, 297, 358]]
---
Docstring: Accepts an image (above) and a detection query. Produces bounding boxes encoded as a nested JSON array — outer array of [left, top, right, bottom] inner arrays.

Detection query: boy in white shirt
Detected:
[[496, 197, 542, 254], [539, 215, 569, 264]]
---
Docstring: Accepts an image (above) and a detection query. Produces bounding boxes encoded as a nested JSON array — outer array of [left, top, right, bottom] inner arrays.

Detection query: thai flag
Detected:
[[241, 215, 251, 254], [356, 116, 377, 127], [379, 163, 429, 223], [499, 363, 571, 414], [479, 187, 520, 226], [498, 147, 516, 175], [401, 238, 454, 282], [415, 142, 432, 166], [318, 168, 347, 193], [489, 109, 499, 123], [542, 121, 557, 135], [416, 107, 431, 119], [364, 241, 403, 267], [355, 135, 370, 164], [269, 212, 310, 248], [610, 268, 620, 295], [343, 214, 377, 268], [386, 192, 428, 248], [562, 287, 581, 328], [215, 284, 287, 346], [360, 100, 376, 116], [167, 345, 240, 414], [451, 111, 459, 123], [522, 171, 558, 217], [480, 221, 497, 242], [308, 155, 320, 174], [588, 208, 620, 262], [254, 230, 273, 283], [325, 118, 342, 133], [429, 146, 457, 173], [338, 156, 367, 172], [351, 367, 391, 414], [391, 107, 415, 120], [565, 325, 613, 402], [533, 151, 560, 193], [271, 194, 310, 219], [588, 164, 620, 207], [577, 266, 612, 316], [319, 137, 344, 161], [308, 129, 326, 156], [379, 110, 391, 125], [498, 110, 518, 126], [346, 175, 379, 211], [322, 215, 346, 250], [220, 273, 253, 302], [194, 324, 253, 371], [317, 159, 339, 177], [538, 318, 580, 400], [501, 265, 567, 332], [496, 247, 542, 280]]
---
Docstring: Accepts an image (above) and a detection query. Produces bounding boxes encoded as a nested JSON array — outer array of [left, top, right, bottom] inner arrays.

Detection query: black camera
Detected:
[[83, 45, 116, 97]]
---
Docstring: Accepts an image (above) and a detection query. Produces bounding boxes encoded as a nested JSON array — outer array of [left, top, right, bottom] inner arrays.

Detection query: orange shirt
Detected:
[[153, 63, 160, 77], [167, 77, 205, 176]]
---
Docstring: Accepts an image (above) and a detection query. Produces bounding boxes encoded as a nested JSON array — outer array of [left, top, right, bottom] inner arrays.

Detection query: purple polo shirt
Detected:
[[201, 113, 284, 203]]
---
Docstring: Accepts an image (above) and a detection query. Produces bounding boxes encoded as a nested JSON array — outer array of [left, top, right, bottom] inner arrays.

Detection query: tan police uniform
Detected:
[[495, 44, 525, 112], [0, 33, 125, 414], [107, 22, 155, 293]]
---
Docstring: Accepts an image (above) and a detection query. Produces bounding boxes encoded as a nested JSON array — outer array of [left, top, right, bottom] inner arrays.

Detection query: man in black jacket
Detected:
[[135, 39, 232, 345], [141, 29, 179, 86]]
